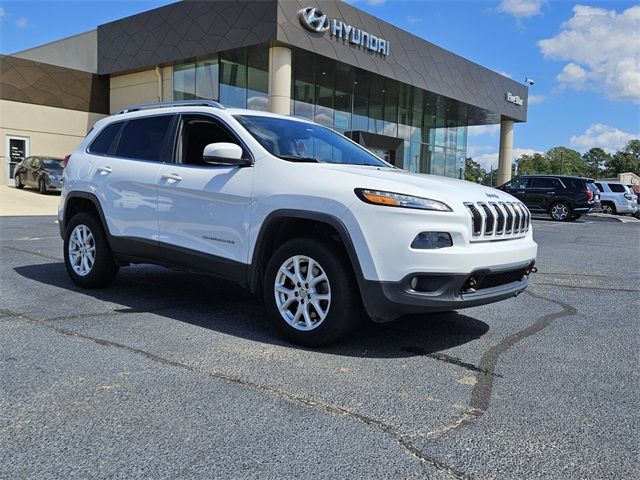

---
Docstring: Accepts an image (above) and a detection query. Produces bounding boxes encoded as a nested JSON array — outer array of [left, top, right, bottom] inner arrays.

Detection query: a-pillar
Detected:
[[497, 118, 514, 185], [268, 46, 292, 115]]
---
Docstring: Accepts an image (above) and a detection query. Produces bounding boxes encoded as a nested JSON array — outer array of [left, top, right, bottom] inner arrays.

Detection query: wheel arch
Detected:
[[248, 210, 364, 295], [61, 192, 110, 239]]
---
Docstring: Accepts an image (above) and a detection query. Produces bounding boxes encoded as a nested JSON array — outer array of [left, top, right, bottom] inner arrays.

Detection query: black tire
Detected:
[[570, 214, 582, 221], [63, 212, 119, 288], [263, 237, 361, 347], [38, 178, 47, 194], [601, 202, 616, 215], [549, 201, 572, 221], [14, 174, 24, 189]]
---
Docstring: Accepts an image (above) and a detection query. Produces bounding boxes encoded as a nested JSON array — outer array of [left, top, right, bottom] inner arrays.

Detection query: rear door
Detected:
[[157, 113, 254, 279], [528, 177, 563, 212], [87, 115, 175, 259]]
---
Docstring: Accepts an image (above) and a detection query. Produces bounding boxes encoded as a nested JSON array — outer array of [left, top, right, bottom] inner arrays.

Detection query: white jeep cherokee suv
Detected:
[[59, 101, 537, 346]]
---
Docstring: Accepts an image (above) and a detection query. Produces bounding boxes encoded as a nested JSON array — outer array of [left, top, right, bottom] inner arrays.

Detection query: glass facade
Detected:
[[174, 44, 468, 178]]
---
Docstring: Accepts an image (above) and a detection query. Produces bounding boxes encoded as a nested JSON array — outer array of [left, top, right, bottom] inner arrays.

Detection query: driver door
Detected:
[[157, 114, 254, 278]]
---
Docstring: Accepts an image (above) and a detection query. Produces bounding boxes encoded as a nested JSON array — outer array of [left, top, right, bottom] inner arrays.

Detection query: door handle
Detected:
[[516, 190, 525, 194], [97, 166, 112, 174], [161, 173, 182, 182], [546, 191, 555, 194]]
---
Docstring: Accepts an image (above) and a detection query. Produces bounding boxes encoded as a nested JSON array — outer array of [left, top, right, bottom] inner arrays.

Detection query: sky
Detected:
[[0, 0, 638, 170]]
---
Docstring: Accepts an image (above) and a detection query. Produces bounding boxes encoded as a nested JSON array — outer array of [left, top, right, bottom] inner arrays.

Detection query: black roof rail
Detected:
[[117, 100, 225, 114]]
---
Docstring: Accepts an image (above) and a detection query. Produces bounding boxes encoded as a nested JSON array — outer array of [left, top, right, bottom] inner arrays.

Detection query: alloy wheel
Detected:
[[68, 225, 96, 276], [551, 203, 569, 221], [274, 255, 331, 331]]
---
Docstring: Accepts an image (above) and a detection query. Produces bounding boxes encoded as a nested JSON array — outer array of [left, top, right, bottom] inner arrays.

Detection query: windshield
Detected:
[[42, 158, 63, 171], [235, 115, 390, 167]]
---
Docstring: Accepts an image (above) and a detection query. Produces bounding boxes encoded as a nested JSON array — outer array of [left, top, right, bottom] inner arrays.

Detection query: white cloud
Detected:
[[406, 16, 421, 24], [473, 148, 543, 171], [467, 124, 500, 137], [367, 0, 386, 5], [15, 16, 28, 28], [497, 0, 544, 19], [570, 124, 639, 153], [497, 70, 513, 79], [539, 5, 640, 103], [528, 94, 545, 105], [0, 8, 5, 19]]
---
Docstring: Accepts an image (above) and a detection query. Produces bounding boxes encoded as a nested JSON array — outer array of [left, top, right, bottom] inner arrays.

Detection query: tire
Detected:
[[570, 214, 582, 221], [549, 201, 572, 221], [63, 212, 119, 288], [601, 203, 616, 215], [263, 237, 361, 347], [38, 178, 47, 194], [14, 174, 24, 189]]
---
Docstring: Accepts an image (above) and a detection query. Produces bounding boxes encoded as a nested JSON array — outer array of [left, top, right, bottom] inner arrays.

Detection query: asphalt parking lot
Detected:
[[1, 211, 639, 479]]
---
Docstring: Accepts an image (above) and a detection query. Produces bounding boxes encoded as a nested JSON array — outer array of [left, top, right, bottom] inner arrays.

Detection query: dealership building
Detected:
[[0, 0, 528, 185]]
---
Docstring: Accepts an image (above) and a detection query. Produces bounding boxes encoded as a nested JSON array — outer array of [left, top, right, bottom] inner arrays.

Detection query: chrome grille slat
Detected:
[[465, 200, 529, 241]]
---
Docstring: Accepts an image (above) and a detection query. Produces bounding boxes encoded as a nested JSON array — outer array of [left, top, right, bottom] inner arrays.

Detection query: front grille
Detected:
[[464, 201, 530, 241], [477, 267, 529, 290]]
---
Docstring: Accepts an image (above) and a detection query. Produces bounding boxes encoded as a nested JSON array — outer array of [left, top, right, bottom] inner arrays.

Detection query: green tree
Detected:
[[582, 148, 611, 179], [517, 152, 549, 175], [464, 157, 485, 183], [482, 168, 498, 187], [546, 147, 586, 175], [603, 139, 640, 177]]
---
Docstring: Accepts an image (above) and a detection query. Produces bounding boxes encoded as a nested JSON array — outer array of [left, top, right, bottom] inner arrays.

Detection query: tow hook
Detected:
[[521, 266, 537, 281]]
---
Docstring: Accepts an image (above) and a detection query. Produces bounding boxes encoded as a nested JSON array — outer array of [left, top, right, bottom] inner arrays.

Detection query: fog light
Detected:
[[411, 232, 453, 249]]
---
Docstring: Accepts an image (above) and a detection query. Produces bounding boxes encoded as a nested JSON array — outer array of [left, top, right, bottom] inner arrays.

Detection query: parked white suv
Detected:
[[594, 181, 638, 215], [59, 101, 537, 345]]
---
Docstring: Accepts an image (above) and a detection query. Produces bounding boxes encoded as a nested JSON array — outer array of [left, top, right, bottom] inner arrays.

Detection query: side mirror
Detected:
[[203, 142, 251, 166]]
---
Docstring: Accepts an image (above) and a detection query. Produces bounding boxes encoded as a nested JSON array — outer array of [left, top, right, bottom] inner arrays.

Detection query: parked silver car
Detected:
[[594, 181, 638, 215]]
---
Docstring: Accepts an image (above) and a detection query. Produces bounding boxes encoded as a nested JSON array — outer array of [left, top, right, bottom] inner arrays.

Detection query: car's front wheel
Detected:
[[550, 201, 571, 221], [263, 237, 361, 347], [14, 174, 24, 189], [38, 178, 47, 194], [63, 212, 119, 288]]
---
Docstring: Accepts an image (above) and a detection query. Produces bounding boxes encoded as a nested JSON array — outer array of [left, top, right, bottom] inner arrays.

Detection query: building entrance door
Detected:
[[5, 135, 30, 185], [368, 147, 391, 164]]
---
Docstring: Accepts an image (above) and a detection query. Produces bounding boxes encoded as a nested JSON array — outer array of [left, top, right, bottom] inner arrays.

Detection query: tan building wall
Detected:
[[0, 99, 106, 185], [110, 66, 173, 114]]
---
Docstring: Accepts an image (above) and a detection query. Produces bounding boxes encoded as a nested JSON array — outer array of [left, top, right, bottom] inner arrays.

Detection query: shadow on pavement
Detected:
[[14, 262, 490, 359]]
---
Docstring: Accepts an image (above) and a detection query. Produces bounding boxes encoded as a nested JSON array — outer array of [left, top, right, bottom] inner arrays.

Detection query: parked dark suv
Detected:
[[499, 175, 597, 221]]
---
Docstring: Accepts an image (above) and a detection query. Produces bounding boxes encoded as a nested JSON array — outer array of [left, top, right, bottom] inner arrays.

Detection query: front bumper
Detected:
[[360, 260, 535, 322]]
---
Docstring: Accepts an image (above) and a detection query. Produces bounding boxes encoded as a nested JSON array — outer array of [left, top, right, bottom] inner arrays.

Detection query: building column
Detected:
[[268, 46, 292, 115], [497, 117, 514, 185]]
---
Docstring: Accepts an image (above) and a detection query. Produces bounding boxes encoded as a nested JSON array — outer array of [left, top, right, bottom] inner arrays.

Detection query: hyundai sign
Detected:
[[299, 7, 391, 56]]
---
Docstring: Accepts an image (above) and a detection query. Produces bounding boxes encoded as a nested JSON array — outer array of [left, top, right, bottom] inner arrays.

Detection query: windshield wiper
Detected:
[[278, 155, 321, 163]]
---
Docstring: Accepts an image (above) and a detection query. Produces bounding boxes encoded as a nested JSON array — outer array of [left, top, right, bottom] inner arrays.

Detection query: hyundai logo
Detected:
[[299, 7, 330, 33]]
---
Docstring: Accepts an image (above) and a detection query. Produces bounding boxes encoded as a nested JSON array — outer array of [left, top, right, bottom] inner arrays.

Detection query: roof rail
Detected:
[[117, 100, 225, 114]]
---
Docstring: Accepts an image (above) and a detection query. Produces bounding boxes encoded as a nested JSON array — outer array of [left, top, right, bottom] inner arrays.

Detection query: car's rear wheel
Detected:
[[38, 178, 47, 194], [550, 201, 571, 221], [263, 237, 360, 347], [601, 202, 615, 215], [14, 174, 24, 189], [64, 212, 119, 288]]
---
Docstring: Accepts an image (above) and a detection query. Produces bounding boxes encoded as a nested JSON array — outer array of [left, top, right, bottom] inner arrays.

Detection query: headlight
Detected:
[[355, 189, 452, 212]]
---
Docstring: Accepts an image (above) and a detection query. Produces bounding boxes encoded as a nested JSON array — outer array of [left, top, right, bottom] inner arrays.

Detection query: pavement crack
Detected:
[[426, 289, 577, 440], [3, 245, 63, 262], [533, 282, 639, 293], [401, 347, 501, 378], [8, 309, 474, 480]]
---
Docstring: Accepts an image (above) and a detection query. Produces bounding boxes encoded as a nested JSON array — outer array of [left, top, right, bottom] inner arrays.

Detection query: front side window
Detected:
[[235, 115, 388, 167], [594, 182, 603, 192], [504, 178, 530, 189], [179, 116, 240, 166], [115, 116, 173, 161]]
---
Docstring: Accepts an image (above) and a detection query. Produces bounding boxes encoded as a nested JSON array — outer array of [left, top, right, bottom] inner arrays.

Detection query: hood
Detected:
[[315, 164, 519, 207]]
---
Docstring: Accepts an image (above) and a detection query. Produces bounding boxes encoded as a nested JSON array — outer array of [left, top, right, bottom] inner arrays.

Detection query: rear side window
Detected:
[[608, 183, 626, 193], [115, 116, 173, 161], [88, 122, 123, 155], [531, 178, 561, 189]]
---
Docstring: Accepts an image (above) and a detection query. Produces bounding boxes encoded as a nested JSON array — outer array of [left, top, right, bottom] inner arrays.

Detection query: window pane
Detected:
[[115, 116, 173, 161], [247, 45, 268, 111], [220, 49, 247, 108], [173, 62, 196, 100], [531, 178, 557, 189], [195, 58, 219, 100], [89, 122, 123, 155], [608, 183, 626, 193]]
